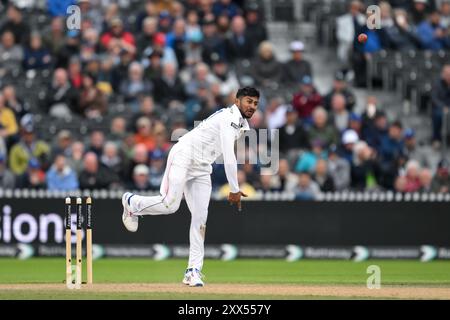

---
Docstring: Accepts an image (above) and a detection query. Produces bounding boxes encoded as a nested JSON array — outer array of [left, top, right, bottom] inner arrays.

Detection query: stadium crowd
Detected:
[[0, 0, 450, 200]]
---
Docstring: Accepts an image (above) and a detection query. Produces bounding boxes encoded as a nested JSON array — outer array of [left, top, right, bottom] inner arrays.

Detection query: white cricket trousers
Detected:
[[128, 142, 212, 271]]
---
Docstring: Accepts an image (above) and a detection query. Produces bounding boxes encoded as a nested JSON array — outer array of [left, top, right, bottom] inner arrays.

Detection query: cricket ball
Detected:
[[358, 33, 368, 43]]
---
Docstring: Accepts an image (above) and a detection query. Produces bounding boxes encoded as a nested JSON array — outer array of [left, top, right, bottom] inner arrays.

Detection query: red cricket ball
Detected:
[[358, 33, 368, 43]]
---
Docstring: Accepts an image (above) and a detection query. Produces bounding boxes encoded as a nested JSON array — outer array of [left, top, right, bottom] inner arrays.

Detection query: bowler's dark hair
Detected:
[[236, 87, 260, 99]]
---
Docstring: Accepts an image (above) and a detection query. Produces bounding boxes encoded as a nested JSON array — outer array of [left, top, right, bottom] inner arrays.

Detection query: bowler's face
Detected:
[[237, 96, 259, 119]]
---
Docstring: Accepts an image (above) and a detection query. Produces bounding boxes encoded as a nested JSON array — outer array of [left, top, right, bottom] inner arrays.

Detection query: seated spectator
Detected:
[[88, 130, 105, 157], [137, 17, 158, 56], [153, 62, 187, 108], [403, 160, 422, 192], [241, 161, 262, 190], [0, 153, 15, 189], [68, 57, 82, 89], [279, 105, 310, 156], [283, 41, 312, 85], [143, 47, 164, 82], [338, 129, 360, 163], [51, 130, 73, 160], [120, 62, 153, 111], [23, 32, 51, 70], [134, 117, 156, 152], [16, 157, 47, 189], [110, 116, 128, 144], [292, 76, 323, 122], [3, 85, 27, 122], [323, 71, 356, 111], [431, 159, 450, 193], [42, 68, 79, 118], [0, 93, 18, 148], [349, 113, 363, 136], [410, 0, 432, 25], [312, 159, 335, 192], [0, 30, 23, 74], [361, 96, 381, 128], [362, 110, 389, 150], [394, 175, 407, 193], [42, 17, 65, 57], [78, 73, 107, 119], [226, 15, 254, 62], [128, 164, 151, 191], [151, 32, 178, 69], [100, 141, 123, 178], [123, 143, 150, 183], [295, 171, 321, 200], [148, 149, 166, 191], [270, 159, 298, 193], [295, 140, 328, 173], [67, 141, 84, 174], [328, 145, 351, 191], [419, 168, 433, 192], [157, 10, 173, 34], [46, 154, 79, 191], [251, 41, 283, 91], [383, 8, 420, 51], [219, 170, 257, 199], [441, 0, 450, 28], [403, 128, 430, 168], [308, 107, 339, 147], [351, 141, 379, 190], [185, 62, 216, 98], [259, 170, 279, 193], [201, 17, 226, 65], [9, 115, 50, 176], [100, 17, 135, 56], [378, 121, 404, 188], [415, 11, 449, 50], [245, 2, 267, 47], [431, 64, 450, 145], [1, 4, 30, 44], [54, 30, 80, 69], [79, 152, 120, 190], [213, 0, 240, 19], [211, 56, 239, 98], [129, 96, 161, 132], [330, 94, 350, 133], [184, 29, 204, 68]]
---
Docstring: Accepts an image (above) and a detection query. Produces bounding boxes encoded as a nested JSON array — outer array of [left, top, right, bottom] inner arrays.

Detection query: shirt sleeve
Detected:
[[219, 117, 240, 193]]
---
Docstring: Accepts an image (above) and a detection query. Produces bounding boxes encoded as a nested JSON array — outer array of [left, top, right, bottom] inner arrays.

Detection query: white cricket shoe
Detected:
[[122, 192, 138, 232], [182, 268, 205, 287]]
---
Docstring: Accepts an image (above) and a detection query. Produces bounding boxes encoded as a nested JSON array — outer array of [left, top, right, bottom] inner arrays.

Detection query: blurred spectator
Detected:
[[68, 57, 82, 89], [295, 171, 321, 200], [213, 0, 240, 19], [431, 159, 450, 192], [349, 113, 363, 136], [226, 15, 254, 62], [78, 73, 107, 118], [336, 0, 365, 69], [120, 62, 153, 110], [124, 143, 150, 183], [148, 149, 166, 190], [79, 152, 120, 190], [0, 4, 30, 44], [43, 17, 65, 57], [166, 18, 187, 68], [410, 0, 431, 25], [56, 30, 80, 69], [251, 41, 283, 91], [403, 128, 430, 168], [0, 153, 15, 189], [328, 144, 351, 191], [419, 168, 433, 192], [279, 105, 310, 155], [265, 97, 287, 131], [338, 129, 360, 163], [330, 94, 350, 133], [100, 141, 123, 178], [185, 29, 204, 67], [67, 141, 85, 174], [23, 33, 52, 70], [351, 141, 379, 190], [9, 115, 50, 175], [415, 11, 449, 50], [308, 107, 338, 147], [244, 2, 267, 48], [129, 96, 160, 132], [129, 164, 151, 191], [110, 116, 128, 144], [185, 62, 215, 97], [137, 17, 159, 55], [153, 62, 187, 107], [283, 41, 312, 85], [312, 159, 335, 192], [158, 10, 173, 34], [134, 117, 156, 152], [292, 76, 323, 121], [378, 121, 405, 189], [403, 160, 422, 192], [0, 31, 24, 74], [241, 161, 261, 189], [143, 48, 164, 82], [394, 175, 407, 192], [362, 110, 389, 150], [440, 0, 450, 28], [3, 85, 27, 121], [211, 56, 239, 97], [153, 32, 178, 67], [219, 169, 257, 198], [46, 154, 79, 191], [361, 96, 381, 128], [271, 159, 298, 192], [43, 68, 78, 118], [201, 17, 226, 65], [0, 93, 18, 147], [51, 130, 73, 160], [295, 140, 327, 173], [383, 8, 420, 51], [431, 64, 450, 144], [16, 158, 46, 189], [323, 71, 356, 111], [136, 0, 158, 33], [259, 170, 278, 192], [100, 17, 136, 55]]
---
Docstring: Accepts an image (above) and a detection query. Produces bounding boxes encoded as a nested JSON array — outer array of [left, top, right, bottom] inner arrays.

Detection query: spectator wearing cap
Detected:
[[292, 75, 323, 122], [323, 71, 356, 111], [79, 152, 121, 190], [403, 128, 430, 168], [279, 105, 310, 156], [245, 2, 267, 49], [351, 141, 379, 190], [308, 107, 339, 147], [213, 0, 240, 19], [148, 149, 166, 190], [328, 144, 351, 191], [338, 129, 360, 163], [143, 47, 164, 82], [415, 10, 449, 50], [9, 115, 50, 175], [226, 16, 254, 62], [295, 139, 328, 174], [330, 94, 350, 133], [378, 121, 405, 189], [42, 68, 78, 117], [152, 32, 178, 68], [79, 73, 108, 119], [16, 157, 47, 189], [251, 41, 283, 91], [0, 153, 15, 189], [0, 4, 30, 44], [431, 64, 450, 144], [0, 93, 18, 148], [129, 164, 151, 191], [0, 31, 24, 73], [211, 56, 240, 97], [137, 17, 159, 55], [431, 159, 450, 192], [158, 10, 173, 34], [23, 32, 52, 71], [201, 17, 227, 65], [46, 154, 79, 191], [282, 41, 312, 86], [295, 171, 321, 200], [100, 17, 136, 55]]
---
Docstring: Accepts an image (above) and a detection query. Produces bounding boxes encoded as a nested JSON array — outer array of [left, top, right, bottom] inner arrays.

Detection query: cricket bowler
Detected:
[[121, 87, 260, 286]]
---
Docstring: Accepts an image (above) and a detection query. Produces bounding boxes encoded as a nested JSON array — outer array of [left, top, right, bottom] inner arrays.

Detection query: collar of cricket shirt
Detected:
[[230, 104, 250, 131]]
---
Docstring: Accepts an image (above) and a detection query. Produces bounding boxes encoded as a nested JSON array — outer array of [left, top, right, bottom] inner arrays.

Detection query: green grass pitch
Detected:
[[0, 259, 449, 299]]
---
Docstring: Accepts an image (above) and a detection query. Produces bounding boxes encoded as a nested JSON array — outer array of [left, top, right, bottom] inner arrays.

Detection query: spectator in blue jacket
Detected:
[[46, 154, 79, 191], [378, 121, 405, 189], [415, 11, 449, 50], [23, 33, 52, 70], [213, 0, 240, 19], [47, 0, 76, 17]]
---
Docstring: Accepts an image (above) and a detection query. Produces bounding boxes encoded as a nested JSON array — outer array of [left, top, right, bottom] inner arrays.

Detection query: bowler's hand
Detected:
[[228, 191, 248, 211]]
